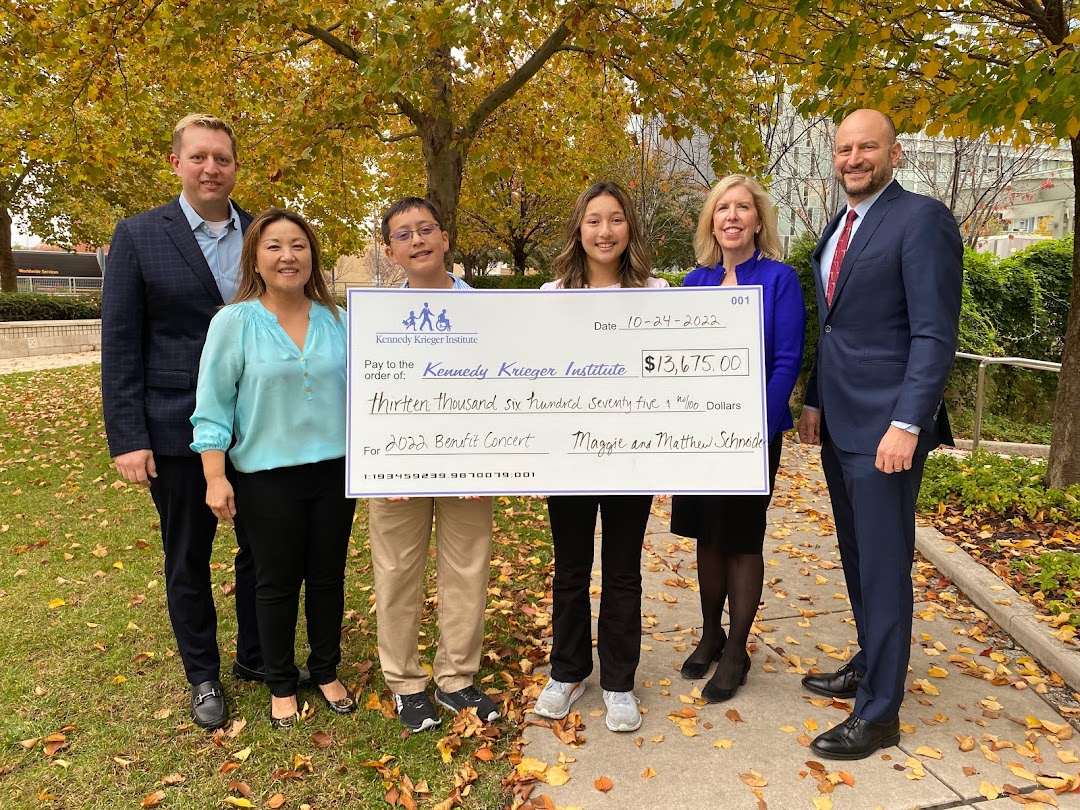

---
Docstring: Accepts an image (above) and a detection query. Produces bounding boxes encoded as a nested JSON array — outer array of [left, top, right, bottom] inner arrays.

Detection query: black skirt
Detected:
[[670, 437, 783, 554]]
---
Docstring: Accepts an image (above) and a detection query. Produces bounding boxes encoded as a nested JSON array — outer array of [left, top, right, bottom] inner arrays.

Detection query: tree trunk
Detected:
[[0, 206, 16, 293], [422, 120, 466, 275], [1045, 135, 1080, 488], [512, 238, 528, 275]]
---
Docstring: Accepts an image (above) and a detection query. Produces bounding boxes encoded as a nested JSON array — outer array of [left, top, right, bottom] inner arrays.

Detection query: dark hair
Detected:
[[381, 197, 445, 244], [551, 181, 653, 288], [233, 208, 339, 319]]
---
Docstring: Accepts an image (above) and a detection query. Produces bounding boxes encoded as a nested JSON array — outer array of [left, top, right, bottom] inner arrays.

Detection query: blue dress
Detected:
[[670, 251, 806, 551]]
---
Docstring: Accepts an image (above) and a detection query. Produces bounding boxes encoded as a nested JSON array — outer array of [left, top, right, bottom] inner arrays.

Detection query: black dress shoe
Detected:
[[701, 653, 751, 703], [680, 628, 727, 680], [810, 714, 900, 760], [191, 680, 228, 730], [232, 661, 311, 686], [801, 662, 863, 699]]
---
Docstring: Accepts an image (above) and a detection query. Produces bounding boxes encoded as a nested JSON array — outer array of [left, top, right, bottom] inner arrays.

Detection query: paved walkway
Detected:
[[0, 349, 100, 373], [521, 442, 1080, 810]]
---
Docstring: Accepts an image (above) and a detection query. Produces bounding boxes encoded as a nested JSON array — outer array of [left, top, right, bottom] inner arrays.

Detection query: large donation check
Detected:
[[346, 287, 768, 497]]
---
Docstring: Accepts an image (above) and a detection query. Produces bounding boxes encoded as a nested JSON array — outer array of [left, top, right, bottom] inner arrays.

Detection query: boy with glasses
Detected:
[[368, 197, 499, 731]]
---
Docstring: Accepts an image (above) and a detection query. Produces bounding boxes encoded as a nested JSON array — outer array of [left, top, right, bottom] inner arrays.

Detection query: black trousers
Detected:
[[149, 454, 261, 685], [546, 494, 653, 692], [233, 457, 356, 698]]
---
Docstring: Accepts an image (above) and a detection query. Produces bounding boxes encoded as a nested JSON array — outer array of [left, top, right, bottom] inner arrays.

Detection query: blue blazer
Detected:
[[101, 197, 253, 458], [804, 181, 962, 455]]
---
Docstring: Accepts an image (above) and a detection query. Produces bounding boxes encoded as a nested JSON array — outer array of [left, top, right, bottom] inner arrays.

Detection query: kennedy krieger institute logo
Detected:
[[375, 301, 479, 346], [402, 301, 453, 332]]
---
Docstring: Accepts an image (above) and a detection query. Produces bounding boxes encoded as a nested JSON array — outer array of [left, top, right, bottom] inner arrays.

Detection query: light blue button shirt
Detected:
[[191, 300, 348, 472], [178, 193, 244, 303], [817, 184, 889, 290], [401, 273, 472, 290]]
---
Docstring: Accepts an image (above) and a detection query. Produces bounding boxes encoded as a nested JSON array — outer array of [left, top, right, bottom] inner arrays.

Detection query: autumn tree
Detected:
[[457, 59, 633, 274], [680, 0, 1080, 485]]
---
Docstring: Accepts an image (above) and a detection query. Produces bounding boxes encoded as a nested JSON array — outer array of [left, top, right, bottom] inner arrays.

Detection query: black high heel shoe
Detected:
[[701, 653, 751, 703], [680, 627, 727, 680]]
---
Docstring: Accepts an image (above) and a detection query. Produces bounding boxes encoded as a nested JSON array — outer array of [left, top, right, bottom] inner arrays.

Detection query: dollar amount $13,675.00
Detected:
[[640, 349, 748, 377]]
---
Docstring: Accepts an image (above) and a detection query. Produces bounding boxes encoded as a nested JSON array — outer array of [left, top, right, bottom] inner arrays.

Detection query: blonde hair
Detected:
[[233, 209, 339, 319], [172, 114, 237, 159], [693, 175, 782, 268], [551, 181, 654, 288]]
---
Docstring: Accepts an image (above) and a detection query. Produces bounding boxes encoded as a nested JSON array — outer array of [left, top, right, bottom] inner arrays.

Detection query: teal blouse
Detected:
[[191, 299, 348, 473]]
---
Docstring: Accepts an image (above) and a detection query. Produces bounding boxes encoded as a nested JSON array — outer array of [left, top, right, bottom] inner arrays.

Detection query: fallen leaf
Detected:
[[141, 791, 166, 808], [594, 776, 613, 792], [267, 795, 285, 809], [542, 765, 570, 786], [740, 770, 767, 787], [978, 780, 1000, 800], [713, 739, 733, 749], [642, 767, 658, 779]]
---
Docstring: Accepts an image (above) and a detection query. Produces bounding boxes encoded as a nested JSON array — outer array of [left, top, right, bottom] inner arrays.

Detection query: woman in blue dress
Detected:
[[671, 176, 805, 703]]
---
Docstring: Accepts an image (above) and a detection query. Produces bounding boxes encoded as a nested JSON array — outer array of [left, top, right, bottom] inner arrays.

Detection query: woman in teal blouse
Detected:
[[191, 209, 356, 729]]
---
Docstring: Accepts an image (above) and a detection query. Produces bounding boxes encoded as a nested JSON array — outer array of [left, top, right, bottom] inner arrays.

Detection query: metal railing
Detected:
[[17, 277, 103, 295], [954, 352, 1061, 450]]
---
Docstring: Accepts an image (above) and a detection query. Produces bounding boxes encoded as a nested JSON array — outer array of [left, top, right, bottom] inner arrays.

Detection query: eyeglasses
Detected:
[[388, 223, 440, 243]]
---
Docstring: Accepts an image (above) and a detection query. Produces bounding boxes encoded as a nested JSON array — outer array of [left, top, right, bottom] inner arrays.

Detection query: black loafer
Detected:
[[191, 680, 228, 730], [810, 715, 900, 760], [233, 661, 311, 686], [801, 662, 863, 699]]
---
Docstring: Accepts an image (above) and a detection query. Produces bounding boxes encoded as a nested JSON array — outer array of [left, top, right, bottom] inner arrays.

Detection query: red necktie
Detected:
[[826, 209, 858, 306]]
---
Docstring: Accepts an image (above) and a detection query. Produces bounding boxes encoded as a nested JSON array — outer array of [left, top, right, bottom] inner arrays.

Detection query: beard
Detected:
[[838, 163, 893, 201]]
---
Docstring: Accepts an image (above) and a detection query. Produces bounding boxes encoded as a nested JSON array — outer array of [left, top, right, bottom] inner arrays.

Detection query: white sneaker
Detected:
[[532, 678, 585, 720], [603, 690, 642, 732]]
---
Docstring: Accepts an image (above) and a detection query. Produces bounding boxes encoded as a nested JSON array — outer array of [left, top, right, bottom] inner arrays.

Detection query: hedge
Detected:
[[0, 293, 103, 321]]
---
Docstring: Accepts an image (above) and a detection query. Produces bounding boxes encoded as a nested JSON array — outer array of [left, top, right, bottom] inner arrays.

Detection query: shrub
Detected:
[[0, 293, 103, 321], [917, 450, 1080, 521], [466, 272, 554, 289]]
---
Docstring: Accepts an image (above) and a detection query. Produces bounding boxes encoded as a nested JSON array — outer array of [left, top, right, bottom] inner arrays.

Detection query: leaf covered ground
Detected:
[[918, 451, 1080, 641], [0, 364, 555, 809]]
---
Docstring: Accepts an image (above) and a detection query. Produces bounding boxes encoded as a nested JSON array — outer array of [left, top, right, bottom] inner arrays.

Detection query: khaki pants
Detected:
[[368, 497, 493, 695]]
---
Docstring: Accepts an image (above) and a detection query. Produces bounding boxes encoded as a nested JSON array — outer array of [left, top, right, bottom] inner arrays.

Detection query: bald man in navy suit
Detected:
[[797, 109, 962, 760]]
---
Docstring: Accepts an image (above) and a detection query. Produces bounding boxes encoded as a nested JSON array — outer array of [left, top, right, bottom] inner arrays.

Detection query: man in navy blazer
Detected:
[[797, 109, 962, 760], [101, 114, 263, 729]]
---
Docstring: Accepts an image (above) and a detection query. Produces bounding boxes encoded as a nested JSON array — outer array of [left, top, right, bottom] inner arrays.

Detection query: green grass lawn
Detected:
[[0, 364, 554, 809]]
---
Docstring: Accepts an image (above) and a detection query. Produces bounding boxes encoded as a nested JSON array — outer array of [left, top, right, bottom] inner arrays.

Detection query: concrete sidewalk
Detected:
[[0, 349, 100, 374], [520, 442, 1080, 810]]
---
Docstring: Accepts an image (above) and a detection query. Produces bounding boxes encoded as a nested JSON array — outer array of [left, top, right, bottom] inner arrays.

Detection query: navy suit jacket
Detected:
[[101, 197, 252, 458], [804, 180, 962, 455]]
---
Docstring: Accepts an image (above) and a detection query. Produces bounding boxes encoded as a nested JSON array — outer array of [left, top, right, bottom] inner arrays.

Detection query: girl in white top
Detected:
[[533, 182, 666, 733]]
